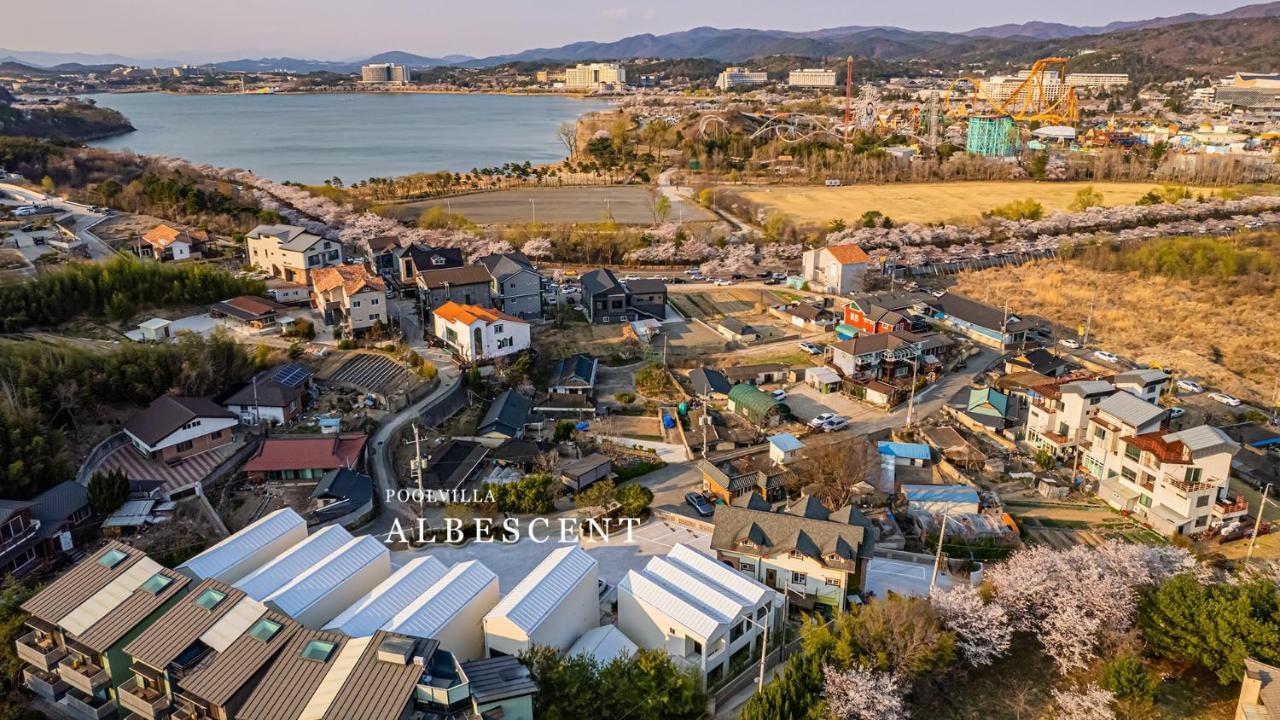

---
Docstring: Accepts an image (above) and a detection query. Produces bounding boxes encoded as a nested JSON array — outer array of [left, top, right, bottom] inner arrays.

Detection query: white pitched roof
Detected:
[[641, 556, 745, 621], [234, 525, 354, 600], [385, 560, 497, 639], [568, 624, 638, 665], [199, 596, 268, 653], [324, 556, 451, 637], [264, 535, 388, 620], [1097, 390, 1165, 428], [666, 543, 774, 607], [58, 557, 163, 636], [617, 570, 723, 641], [1165, 425, 1238, 453], [484, 546, 597, 635], [179, 508, 306, 580]]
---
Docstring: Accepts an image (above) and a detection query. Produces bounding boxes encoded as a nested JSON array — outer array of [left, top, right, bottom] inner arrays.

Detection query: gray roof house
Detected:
[[689, 367, 732, 399], [478, 390, 535, 439], [477, 252, 543, 319], [580, 269, 666, 324], [549, 354, 598, 396]]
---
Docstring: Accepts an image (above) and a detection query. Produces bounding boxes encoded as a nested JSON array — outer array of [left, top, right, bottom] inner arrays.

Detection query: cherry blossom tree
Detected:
[[521, 238, 553, 260], [930, 584, 1012, 667], [1050, 685, 1117, 720], [823, 664, 908, 720]]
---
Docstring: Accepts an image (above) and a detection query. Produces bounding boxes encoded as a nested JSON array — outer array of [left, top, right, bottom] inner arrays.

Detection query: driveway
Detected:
[[596, 362, 639, 397], [1, 183, 115, 260]]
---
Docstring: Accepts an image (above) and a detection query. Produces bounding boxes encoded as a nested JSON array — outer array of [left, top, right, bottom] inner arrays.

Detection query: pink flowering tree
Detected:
[[823, 665, 908, 720], [930, 584, 1011, 667], [1050, 685, 1117, 720]]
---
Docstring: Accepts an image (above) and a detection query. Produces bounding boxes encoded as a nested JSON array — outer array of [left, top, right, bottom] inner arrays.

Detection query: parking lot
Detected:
[[864, 555, 957, 597], [391, 517, 712, 592]]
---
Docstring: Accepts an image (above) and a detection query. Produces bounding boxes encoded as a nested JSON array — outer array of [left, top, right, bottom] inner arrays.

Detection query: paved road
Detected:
[[0, 183, 116, 261]]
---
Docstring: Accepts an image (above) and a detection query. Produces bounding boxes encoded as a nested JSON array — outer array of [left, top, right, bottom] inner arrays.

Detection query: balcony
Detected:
[[60, 687, 115, 720], [23, 665, 69, 702], [119, 676, 171, 719], [59, 655, 110, 695], [1162, 473, 1218, 495], [16, 630, 66, 672], [1215, 495, 1249, 518], [0, 519, 40, 557]]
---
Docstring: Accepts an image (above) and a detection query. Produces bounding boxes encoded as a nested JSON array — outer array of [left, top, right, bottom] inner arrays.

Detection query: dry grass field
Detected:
[[951, 260, 1280, 404], [740, 181, 1207, 226]]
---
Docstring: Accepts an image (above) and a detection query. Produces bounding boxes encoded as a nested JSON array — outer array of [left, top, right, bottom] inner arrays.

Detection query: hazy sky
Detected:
[[0, 0, 1253, 62]]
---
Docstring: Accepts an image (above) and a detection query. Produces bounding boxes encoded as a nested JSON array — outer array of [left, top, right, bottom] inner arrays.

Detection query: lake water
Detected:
[[85, 92, 613, 184]]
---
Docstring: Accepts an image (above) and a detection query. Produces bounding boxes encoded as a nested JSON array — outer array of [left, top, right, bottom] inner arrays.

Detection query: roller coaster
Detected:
[[944, 57, 1080, 126]]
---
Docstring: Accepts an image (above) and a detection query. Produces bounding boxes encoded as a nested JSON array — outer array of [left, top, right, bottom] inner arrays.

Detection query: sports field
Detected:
[[739, 181, 1202, 226], [383, 186, 715, 225]]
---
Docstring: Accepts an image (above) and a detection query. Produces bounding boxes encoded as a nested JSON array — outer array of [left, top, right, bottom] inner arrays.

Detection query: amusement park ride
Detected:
[[696, 56, 1077, 158]]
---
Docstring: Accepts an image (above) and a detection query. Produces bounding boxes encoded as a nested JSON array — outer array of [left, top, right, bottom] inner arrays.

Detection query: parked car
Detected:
[[1168, 407, 1186, 419], [714, 279, 733, 286], [808, 412, 836, 429], [799, 341, 823, 355], [1059, 338, 1081, 349], [1210, 392, 1242, 407], [821, 417, 850, 432], [685, 492, 714, 517], [771, 272, 787, 280], [1094, 350, 1120, 363], [771, 389, 787, 401], [763, 278, 782, 285], [597, 578, 612, 600], [1176, 379, 1204, 394]]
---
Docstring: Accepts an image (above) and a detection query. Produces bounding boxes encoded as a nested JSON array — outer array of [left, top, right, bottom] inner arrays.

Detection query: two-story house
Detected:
[[1024, 379, 1114, 460], [138, 224, 194, 262], [476, 252, 543, 319], [841, 292, 930, 335], [710, 494, 878, 612], [801, 244, 869, 295], [0, 482, 90, 577], [924, 292, 1031, 351], [828, 330, 930, 382], [1114, 368, 1171, 404], [396, 244, 464, 284], [579, 269, 667, 324], [245, 224, 343, 285], [310, 265, 388, 335], [123, 395, 238, 465], [431, 301, 531, 364], [416, 265, 495, 310]]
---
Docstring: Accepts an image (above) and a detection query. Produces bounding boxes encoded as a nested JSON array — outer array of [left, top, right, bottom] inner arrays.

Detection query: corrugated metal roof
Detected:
[[1165, 425, 1237, 453], [199, 596, 269, 653], [180, 508, 307, 581], [264, 536, 389, 621], [236, 628, 349, 720], [58, 557, 162, 636], [21, 541, 145, 624], [568, 624, 638, 665], [234, 525, 354, 600], [877, 441, 932, 461], [768, 433, 804, 453], [666, 543, 773, 607], [324, 556, 450, 637], [1097, 390, 1165, 429], [641, 556, 745, 621], [70, 568, 189, 653], [617, 570, 722, 641], [903, 484, 981, 506], [385, 560, 497, 639], [484, 546, 596, 636]]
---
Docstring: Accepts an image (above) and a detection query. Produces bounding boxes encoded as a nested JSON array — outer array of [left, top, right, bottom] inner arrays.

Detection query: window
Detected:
[[740, 563, 755, 573], [1121, 467, 1137, 482], [1138, 494, 1153, 508], [792, 572, 807, 585], [371, 298, 379, 306], [1196, 494, 1210, 508], [248, 619, 282, 642], [756, 606, 767, 621], [1093, 427, 1106, 440], [692, 640, 703, 655], [788, 550, 804, 560], [175, 440, 194, 453], [825, 578, 842, 587], [352, 300, 361, 308], [141, 573, 173, 595], [495, 324, 504, 335], [194, 588, 227, 610], [1124, 444, 1141, 461], [370, 314, 380, 321], [98, 548, 129, 568], [1186, 467, 1203, 483], [301, 640, 336, 662]]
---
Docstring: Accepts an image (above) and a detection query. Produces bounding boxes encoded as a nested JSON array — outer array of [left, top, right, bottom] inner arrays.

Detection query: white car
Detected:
[[714, 279, 733, 286], [1094, 350, 1119, 363], [13, 206, 38, 217], [798, 341, 823, 355], [1210, 392, 1242, 407], [1176, 379, 1203, 394], [770, 389, 787, 401], [1168, 407, 1186, 419], [808, 412, 836, 429], [1059, 338, 1081, 349], [821, 417, 850, 432]]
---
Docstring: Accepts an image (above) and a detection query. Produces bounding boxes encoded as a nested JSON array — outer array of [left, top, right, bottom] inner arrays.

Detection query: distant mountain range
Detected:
[[2, 1, 1277, 73]]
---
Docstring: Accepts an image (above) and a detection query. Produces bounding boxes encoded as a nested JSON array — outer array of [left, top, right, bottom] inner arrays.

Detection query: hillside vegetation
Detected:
[[952, 232, 1280, 402]]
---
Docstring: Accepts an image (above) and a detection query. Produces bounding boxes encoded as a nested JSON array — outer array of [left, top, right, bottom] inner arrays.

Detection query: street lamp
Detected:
[[741, 608, 774, 692], [1247, 484, 1271, 562], [929, 512, 949, 595]]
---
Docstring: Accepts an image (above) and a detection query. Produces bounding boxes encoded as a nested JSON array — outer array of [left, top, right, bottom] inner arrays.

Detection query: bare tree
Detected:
[[556, 121, 578, 159], [788, 436, 878, 508]]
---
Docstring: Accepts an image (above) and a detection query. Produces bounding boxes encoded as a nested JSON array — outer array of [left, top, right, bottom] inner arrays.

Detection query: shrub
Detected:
[[614, 391, 636, 404], [615, 483, 654, 517], [615, 461, 665, 482], [984, 198, 1044, 221]]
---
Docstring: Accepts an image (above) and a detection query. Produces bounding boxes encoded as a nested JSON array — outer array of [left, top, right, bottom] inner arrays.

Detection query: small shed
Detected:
[[805, 366, 841, 393], [727, 384, 789, 427], [560, 453, 613, 493], [138, 318, 172, 342], [902, 484, 981, 515], [768, 433, 804, 465]]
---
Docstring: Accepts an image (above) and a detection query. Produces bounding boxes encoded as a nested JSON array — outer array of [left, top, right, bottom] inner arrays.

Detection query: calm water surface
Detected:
[[86, 92, 612, 184]]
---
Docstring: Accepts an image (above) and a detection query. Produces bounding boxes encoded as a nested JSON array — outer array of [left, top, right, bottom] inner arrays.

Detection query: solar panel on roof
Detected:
[[270, 364, 311, 388]]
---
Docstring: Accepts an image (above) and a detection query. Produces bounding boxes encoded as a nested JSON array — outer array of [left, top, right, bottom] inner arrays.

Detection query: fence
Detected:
[[651, 508, 714, 534], [75, 432, 129, 486], [708, 625, 812, 714], [419, 381, 467, 428]]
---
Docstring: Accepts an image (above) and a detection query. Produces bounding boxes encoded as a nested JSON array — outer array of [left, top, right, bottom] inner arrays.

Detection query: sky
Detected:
[[0, 0, 1255, 63]]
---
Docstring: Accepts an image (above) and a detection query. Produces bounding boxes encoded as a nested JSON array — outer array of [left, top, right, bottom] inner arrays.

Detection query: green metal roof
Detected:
[[728, 383, 786, 420]]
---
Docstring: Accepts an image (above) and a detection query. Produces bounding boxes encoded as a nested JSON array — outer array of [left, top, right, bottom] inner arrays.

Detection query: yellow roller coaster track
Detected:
[[944, 57, 1080, 126]]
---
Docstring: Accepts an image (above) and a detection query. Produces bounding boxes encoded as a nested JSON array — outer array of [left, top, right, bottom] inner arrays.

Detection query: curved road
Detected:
[[0, 183, 116, 260]]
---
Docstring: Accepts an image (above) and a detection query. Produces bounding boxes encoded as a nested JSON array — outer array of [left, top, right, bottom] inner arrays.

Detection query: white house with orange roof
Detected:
[[310, 266, 388, 334], [431, 301, 530, 363], [801, 243, 869, 295], [139, 224, 193, 261]]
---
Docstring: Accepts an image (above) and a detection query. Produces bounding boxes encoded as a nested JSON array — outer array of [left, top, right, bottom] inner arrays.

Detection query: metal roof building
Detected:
[[568, 624, 638, 665], [263, 535, 391, 628], [385, 560, 500, 662], [234, 525, 355, 600], [902, 484, 982, 515], [324, 556, 451, 637], [483, 546, 599, 657], [179, 508, 308, 583]]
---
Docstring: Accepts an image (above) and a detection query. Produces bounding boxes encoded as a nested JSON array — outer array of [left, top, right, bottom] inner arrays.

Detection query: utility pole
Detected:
[[1082, 301, 1095, 348], [412, 424, 424, 517], [929, 513, 948, 594], [843, 56, 853, 144], [1247, 484, 1270, 562]]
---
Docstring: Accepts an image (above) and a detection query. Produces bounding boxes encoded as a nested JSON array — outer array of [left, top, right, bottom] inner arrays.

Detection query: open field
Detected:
[[739, 181, 1209, 226], [950, 259, 1280, 404], [381, 185, 715, 225], [668, 286, 787, 320]]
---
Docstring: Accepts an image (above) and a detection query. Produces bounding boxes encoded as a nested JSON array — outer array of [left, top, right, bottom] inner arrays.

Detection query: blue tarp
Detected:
[[877, 441, 932, 461]]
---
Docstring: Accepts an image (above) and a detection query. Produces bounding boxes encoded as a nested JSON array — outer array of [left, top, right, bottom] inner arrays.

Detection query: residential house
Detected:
[[549, 354, 598, 396], [431, 301, 530, 364], [723, 364, 787, 386], [138, 224, 193, 261], [902, 484, 981, 515], [710, 493, 878, 611], [421, 440, 490, 492], [310, 265, 388, 335], [0, 481, 90, 577], [780, 303, 835, 331], [768, 433, 804, 465], [416, 265, 494, 309], [477, 252, 543, 319], [617, 543, 778, 686], [1083, 390, 1169, 481], [242, 434, 368, 483], [801, 244, 869, 295], [483, 546, 599, 657], [261, 535, 391, 628], [210, 295, 287, 335], [828, 331, 925, 383], [924, 292, 1031, 350], [245, 224, 342, 285], [177, 508, 309, 584], [1114, 368, 1171, 404], [16, 542, 190, 712], [123, 395, 237, 464], [699, 452, 789, 504], [478, 390, 535, 440], [265, 278, 309, 305], [727, 384, 789, 427], [579, 269, 666, 324], [965, 387, 1012, 429], [222, 363, 314, 426], [1005, 348, 1070, 378], [560, 454, 613, 494], [841, 292, 931, 335], [716, 317, 760, 344], [689, 367, 732, 401], [233, 526, 357, 602], [396, 244, 464, 283], [379, 560, 501, 661], [1024, 379, 1115, 460], [1235, 658, 1280, 720], [308, 468, 374, 527], [364, 235, 401, 279]]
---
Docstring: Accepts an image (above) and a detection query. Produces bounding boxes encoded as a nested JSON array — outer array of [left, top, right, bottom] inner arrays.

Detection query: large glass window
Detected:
[[98, 548, 128, 568], [248, 619, 282, 642], [301, 640, 336, 662], [194, 589, 227, 610], [140, 573, 173, 595]]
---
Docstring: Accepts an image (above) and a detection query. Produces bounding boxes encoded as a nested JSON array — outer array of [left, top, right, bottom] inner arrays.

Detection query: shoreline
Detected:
[[77, 88, 616, 101]]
